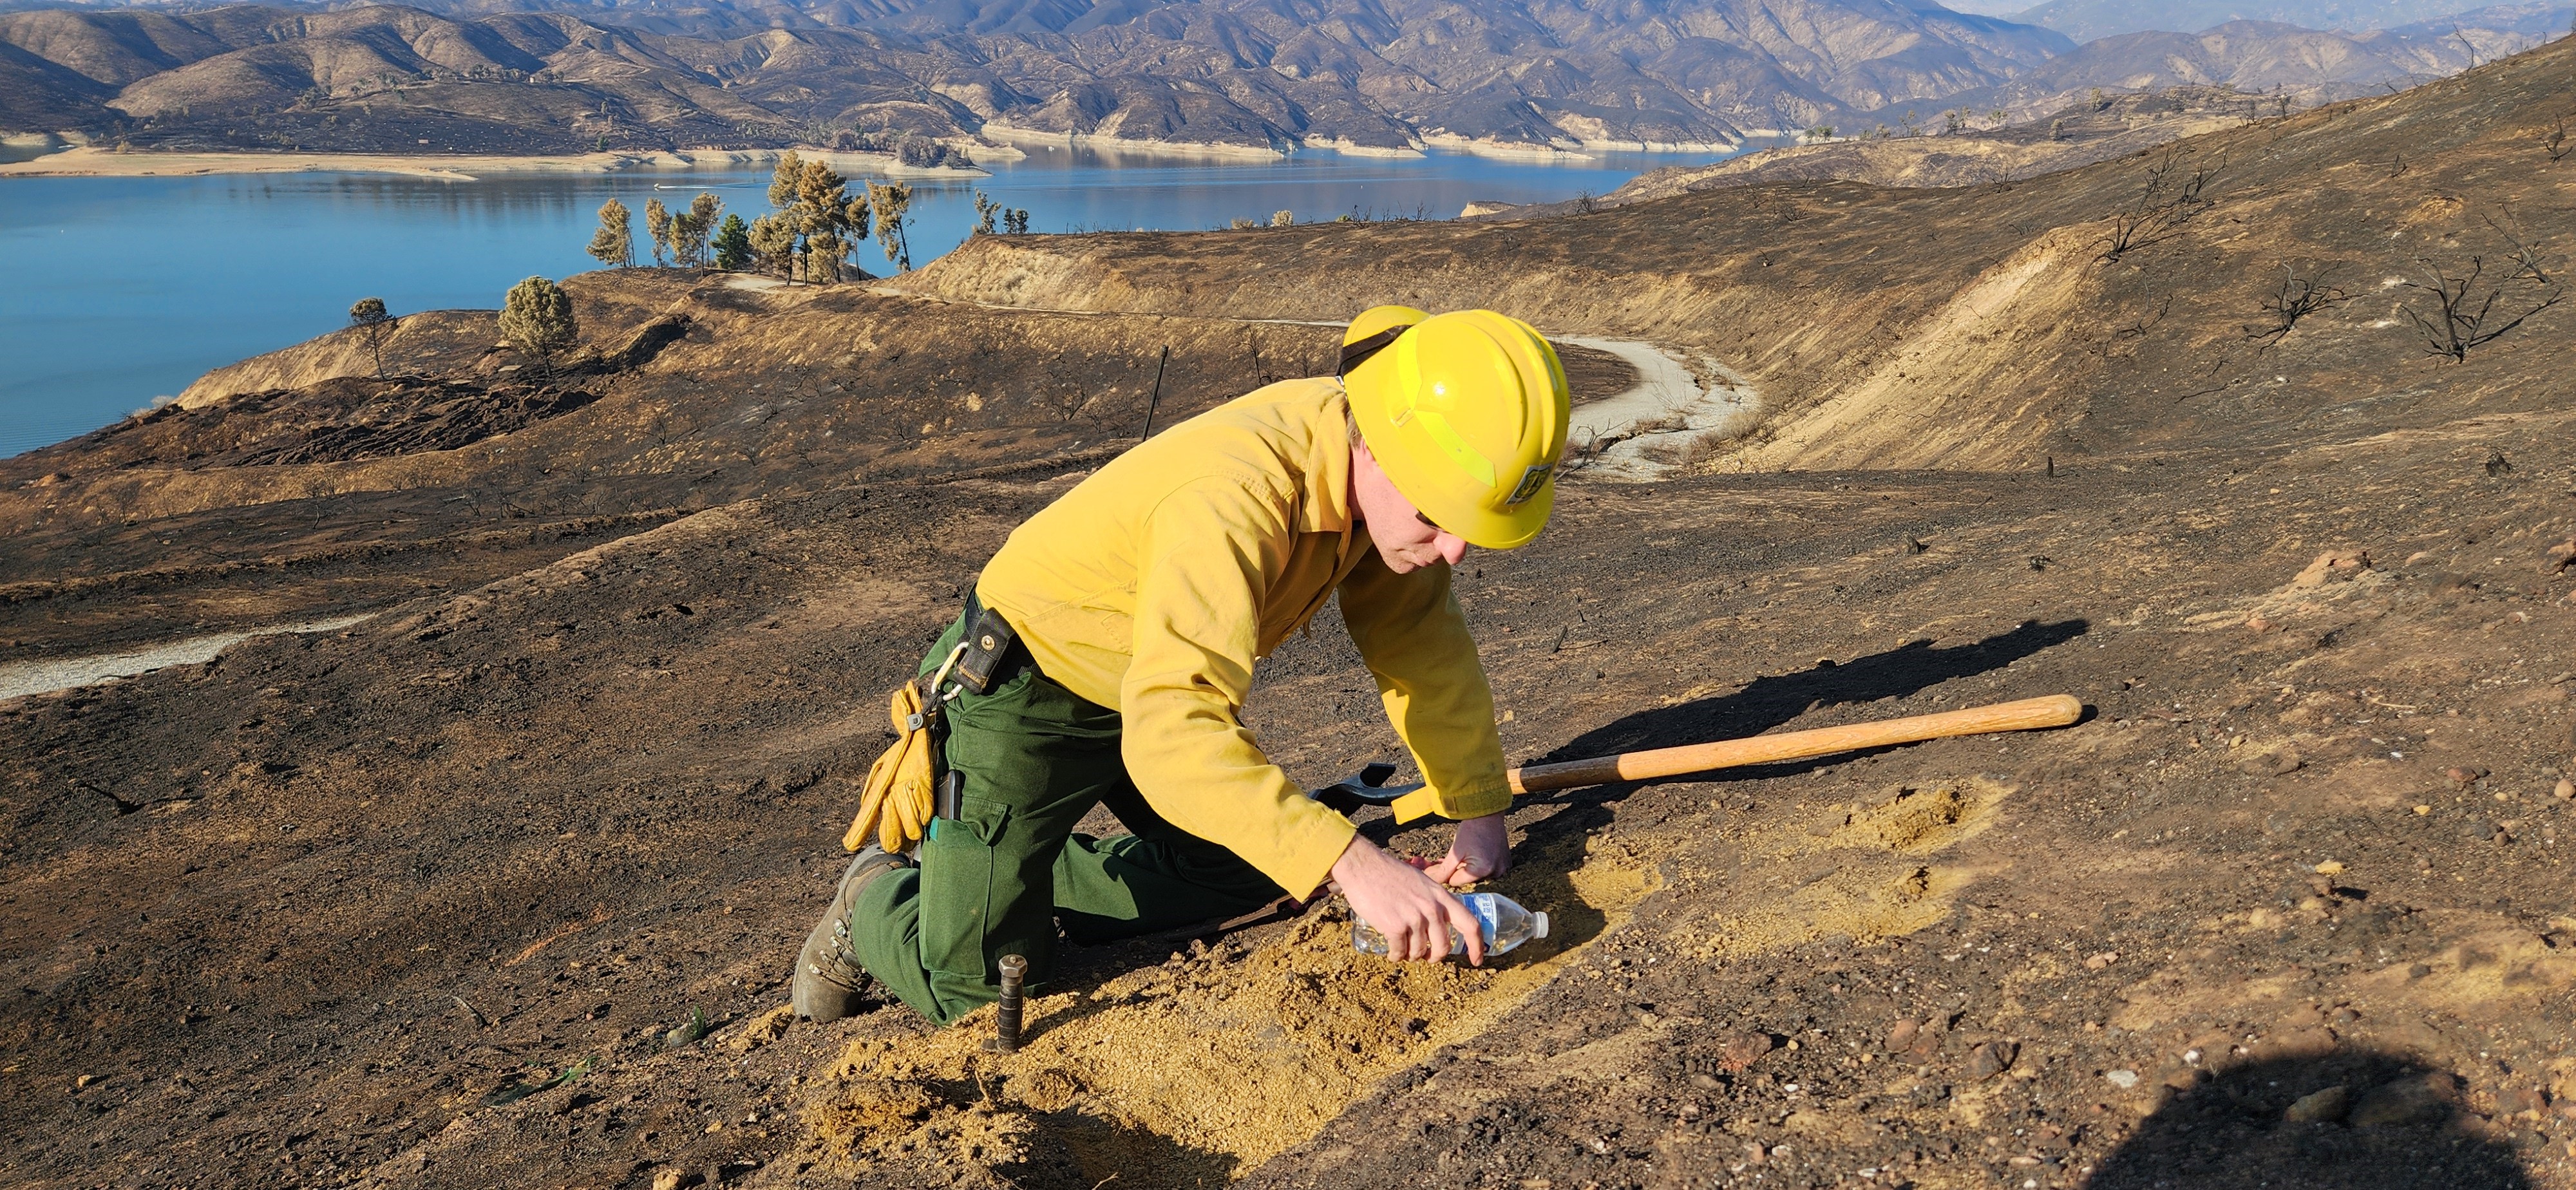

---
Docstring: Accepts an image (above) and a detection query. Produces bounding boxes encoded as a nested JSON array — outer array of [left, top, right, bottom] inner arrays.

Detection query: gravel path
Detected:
[[1558, 335, 1761, 480], [0, 613, 377, 701]]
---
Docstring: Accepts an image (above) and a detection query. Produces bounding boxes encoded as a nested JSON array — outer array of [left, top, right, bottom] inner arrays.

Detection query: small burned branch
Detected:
[[2548, 118, 2571, 163], [2098, 209, 2168, 261], [2400, 255, 2564, 362], [2485, 214, 2553, 285], [2097, 149, 2227, 263], [2244, 267, 2349, 347], [2175, 150, 2226, 205]]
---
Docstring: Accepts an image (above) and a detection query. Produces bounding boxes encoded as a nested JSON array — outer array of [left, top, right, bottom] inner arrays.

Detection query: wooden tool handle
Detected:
[[1506, 694, 2084, 794]]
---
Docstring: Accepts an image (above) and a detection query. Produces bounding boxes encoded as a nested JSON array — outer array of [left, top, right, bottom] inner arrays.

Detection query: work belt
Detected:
[[925, 593, 1027, 819], [843, 594, 1028, 851], [948, 592, 1030, 699]]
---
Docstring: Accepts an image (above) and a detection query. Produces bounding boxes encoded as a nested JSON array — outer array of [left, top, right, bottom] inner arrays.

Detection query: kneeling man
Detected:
[[795, 306, 1572, 1024]]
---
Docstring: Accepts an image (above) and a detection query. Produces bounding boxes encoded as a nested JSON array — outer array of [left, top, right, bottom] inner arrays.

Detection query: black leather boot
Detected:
[[791, 846, 911, 1023]]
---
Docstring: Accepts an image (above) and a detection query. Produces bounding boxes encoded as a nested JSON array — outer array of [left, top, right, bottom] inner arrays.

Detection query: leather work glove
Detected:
[[844, 679, 938, 854]]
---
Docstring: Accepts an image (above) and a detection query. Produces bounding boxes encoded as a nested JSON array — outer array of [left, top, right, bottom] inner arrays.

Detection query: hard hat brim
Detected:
[[1434, 480, 1551, 551]]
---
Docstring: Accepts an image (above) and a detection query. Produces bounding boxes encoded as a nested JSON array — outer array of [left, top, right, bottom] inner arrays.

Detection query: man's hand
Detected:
[[1421, 813, 1510, 887], [1332, 834, 1487, 965]]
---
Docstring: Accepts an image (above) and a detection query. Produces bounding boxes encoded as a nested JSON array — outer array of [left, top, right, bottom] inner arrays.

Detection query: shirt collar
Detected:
[[1302, 382, 1356, 537]]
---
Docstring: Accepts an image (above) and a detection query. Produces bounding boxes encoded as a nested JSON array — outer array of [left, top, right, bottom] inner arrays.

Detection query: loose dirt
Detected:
[[798, 879, 1636, 1187], [6, 33, 2576, 1190]]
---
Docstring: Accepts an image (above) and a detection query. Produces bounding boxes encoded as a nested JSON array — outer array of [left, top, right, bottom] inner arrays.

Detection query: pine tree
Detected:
[[712, 212, 752, 271], [670, 209, 701, 267], [643, 198, 672, 267], [805, 226, 845, 283], [794, 159, 849, 221], [844, 194, 873, 247], [670, 192, 721, 267], [747, 157, 878, 283], [746, 212, 796, 278], [347, 297, 395, 379], [767, 151, 803, 212], [868, 180, 913, 272], [585, 198, 633, 269], [805, 162, 880, 282], [973, 191, 998, 235], [793, 160, 853, 280], [498, 276, 578, 376]]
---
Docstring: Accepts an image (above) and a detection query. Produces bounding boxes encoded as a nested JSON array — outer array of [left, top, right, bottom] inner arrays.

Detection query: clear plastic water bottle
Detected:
[[1352, 893, 1549, 958]]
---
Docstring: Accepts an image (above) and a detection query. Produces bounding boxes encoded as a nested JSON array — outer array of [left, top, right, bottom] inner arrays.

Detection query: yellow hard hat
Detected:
[[1339, 307, 1571, 550]]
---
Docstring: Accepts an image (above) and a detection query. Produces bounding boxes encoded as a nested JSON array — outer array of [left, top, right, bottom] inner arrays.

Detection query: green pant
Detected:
[[847, 612, 1289, 1024]]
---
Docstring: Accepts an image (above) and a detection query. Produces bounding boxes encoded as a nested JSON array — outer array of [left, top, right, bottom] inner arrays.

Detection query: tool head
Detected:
[[1309, 762, 1424, 813]]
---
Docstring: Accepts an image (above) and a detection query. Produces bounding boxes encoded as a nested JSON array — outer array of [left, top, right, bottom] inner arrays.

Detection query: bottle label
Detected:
[[1463, 894, 1499, 952]]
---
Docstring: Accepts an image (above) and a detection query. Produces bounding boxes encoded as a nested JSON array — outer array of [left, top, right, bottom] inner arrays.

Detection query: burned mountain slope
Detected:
[[0, 0, 2069, 155], [0, 270, 1350, 657], [895, 33, 2576, 473], [9, 352, 2573, 1190], [3, 31, 2575, 1190]]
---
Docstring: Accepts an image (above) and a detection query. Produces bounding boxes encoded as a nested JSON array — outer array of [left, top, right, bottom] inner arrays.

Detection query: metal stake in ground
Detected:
[[987, 954, 1028, 1053]]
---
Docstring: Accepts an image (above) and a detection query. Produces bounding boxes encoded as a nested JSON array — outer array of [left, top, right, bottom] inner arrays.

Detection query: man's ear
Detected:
[[1347, 439, 1376, 525]]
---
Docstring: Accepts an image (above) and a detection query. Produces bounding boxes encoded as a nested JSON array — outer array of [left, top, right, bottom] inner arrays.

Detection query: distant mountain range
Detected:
[[2005, 0, 2569, 41], [0, 0, 2564, 156], [0, 0, 2078, 155], [1927, 8, 2573, 121]]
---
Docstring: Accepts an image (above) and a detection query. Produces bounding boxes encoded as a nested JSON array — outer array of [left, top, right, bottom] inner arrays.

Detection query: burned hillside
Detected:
[[4, 32, 2576, 1190]]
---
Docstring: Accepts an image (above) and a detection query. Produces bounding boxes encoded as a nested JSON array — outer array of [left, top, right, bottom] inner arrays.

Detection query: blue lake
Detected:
[[0, 144, 1732, 457]]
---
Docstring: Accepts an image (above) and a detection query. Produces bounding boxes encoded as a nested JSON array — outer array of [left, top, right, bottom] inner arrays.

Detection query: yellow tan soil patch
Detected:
[[1684, 777, 2009, 961], [1828, 780, 2003, 853], [793, 829, 1662, 1186], [1688, 862, 1979, 961], [2352, 927, 2576, 1008]]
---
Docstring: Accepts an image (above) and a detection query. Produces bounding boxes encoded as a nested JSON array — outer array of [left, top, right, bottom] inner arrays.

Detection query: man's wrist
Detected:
[[1329, 831, 1381, 882], [1331, 831, 1364, 870]]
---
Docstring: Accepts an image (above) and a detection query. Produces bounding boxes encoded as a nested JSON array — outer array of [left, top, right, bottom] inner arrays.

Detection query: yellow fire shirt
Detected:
[[974, 377, 1514, 898]]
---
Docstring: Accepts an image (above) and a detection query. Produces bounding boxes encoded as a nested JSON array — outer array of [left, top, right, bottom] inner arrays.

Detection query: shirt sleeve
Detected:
[[1119, 477, 1359, 900], [1335, 552, 1513, 820]]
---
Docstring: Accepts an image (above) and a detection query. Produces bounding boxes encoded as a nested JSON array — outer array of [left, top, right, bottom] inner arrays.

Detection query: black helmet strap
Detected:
[[1336, 325, 1411, 377]]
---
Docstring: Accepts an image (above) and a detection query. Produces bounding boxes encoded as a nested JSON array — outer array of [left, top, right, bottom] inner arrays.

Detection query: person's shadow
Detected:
[[2088, 1052, 2537, 1189]]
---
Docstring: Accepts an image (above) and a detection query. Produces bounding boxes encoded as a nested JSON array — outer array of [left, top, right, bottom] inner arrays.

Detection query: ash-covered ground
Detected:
[[5, 33, 2575, 1190]]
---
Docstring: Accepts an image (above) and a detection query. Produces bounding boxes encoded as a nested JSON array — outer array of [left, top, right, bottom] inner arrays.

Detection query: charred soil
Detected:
[[7, 34, 2576, 1190]]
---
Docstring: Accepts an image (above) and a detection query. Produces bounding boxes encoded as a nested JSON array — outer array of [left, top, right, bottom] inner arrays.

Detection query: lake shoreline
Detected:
[[1, 145, 1694, 458], [0, 146, 994, 182]]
